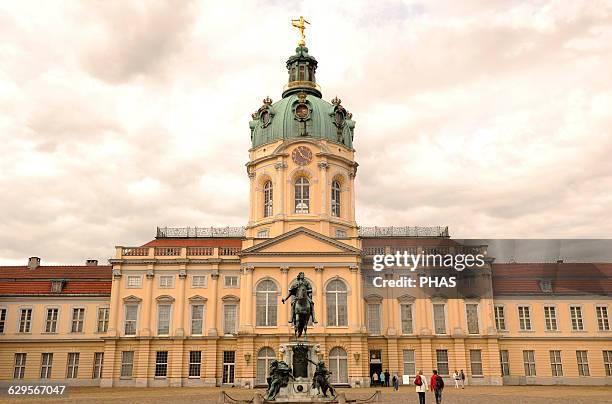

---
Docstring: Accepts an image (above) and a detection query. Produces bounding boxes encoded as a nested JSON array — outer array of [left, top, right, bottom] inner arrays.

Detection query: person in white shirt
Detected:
[[414, 370, 427, 404], [453, 370, 460, 388]]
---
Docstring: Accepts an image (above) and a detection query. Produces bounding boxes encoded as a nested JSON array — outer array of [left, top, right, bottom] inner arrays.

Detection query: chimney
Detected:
[[86, 259, 98, 266], [27, 257, 41, 270]]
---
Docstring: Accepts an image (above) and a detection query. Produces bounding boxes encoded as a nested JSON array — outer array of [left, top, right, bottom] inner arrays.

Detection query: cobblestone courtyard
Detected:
[[2, 386, 611, 404]]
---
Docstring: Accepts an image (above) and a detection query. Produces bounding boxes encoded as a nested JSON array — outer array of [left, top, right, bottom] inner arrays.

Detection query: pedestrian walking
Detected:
[[430, 369, 444, 404], [392, 373, 399, 390], [380, 370, 386, 387], [453, 370, 460, 388], [414, 370, 427, 404], [460, 369, 465, 389], [372, 371, 379, 387], [384, 369, 390, 387]]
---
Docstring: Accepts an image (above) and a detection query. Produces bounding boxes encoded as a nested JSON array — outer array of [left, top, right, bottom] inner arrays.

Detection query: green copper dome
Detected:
[[249, 46, 355, 149]]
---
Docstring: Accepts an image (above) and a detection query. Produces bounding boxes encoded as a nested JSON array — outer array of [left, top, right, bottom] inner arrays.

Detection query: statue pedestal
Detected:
[[267, 341, 334, 402]]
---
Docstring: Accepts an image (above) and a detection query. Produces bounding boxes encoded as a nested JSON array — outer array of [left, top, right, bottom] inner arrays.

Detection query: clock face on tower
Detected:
[[291, 146, 313, 166]]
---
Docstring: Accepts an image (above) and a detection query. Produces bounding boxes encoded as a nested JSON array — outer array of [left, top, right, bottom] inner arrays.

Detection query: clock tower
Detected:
[[245, 39, 358, 247]]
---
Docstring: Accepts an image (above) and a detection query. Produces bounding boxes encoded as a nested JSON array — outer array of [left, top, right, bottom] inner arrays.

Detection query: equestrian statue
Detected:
[[282, 271, 317, 338]]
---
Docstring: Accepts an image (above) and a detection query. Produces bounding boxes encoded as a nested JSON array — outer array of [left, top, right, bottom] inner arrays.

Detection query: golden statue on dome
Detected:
[[291, 16, 310, 46]]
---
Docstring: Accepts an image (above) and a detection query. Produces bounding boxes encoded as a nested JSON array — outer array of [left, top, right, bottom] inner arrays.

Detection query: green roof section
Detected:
[[249, 46, 355, 150]]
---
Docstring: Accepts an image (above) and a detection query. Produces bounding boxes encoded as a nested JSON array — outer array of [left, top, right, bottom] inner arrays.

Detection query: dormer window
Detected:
[[51, 280, 65, 293]]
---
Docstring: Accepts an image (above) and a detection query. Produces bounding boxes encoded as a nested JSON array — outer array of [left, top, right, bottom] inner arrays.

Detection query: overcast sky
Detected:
[[1, 1, 611, 265]]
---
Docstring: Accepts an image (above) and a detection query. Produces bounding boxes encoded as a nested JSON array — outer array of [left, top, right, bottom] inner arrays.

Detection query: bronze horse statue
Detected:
[[283, 272, 315, 339]]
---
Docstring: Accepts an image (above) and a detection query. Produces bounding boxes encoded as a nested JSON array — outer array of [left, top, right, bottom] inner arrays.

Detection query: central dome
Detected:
[[249, 45, 355, 150]]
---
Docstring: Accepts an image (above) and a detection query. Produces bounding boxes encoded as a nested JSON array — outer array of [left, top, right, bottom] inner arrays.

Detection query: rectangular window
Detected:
[[523, 350, 536, 376], [157, 305, 171, 335], [494, 305, 506, 331], [14, 353, 26, 379], [97, 307, 109, 333], [224, 304, 237, 334], [576, 350, 590, 376], [400, 304, 413, 334], [224, 275, 239, 288], [121, 351, 134, 378], [466, 303, 479, 334], [66, 353, 79, 379], [544, 306, 558, 331], [436, 350, 449, 375], [500, 350, 510, 376], [433, 304, 446, 334], [550, 350, 563, 376], [335, 229, 347, 238], [570, 306, 584, 331], [126, 275, 142, 288], [222, 351, 235, 384], [191, 304, 204, 335], [518, 306, 532, 331], [596, 306, 610, 331], [367, 303, 381, 335], [71, 308, 85, 333], [256, 230, 269, 238], [45, 308, 59, 333], [124, 305, 138, 335], [191, 275, 207, 288], [0, 308, 7, 333], [189, 351, 201, 378], [159, 275, 174, 288], [603, 351, 612, 376], [155, 351, 168, 377], [403, 350, 416, 376], [92, 352, 104, 379], [40, 353, 53, 379], [470, 350, 483, 376], [19, 308, 32, 333]]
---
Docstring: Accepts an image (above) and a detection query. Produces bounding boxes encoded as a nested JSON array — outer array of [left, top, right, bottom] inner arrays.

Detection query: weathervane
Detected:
[[291, 16, 310, 47]]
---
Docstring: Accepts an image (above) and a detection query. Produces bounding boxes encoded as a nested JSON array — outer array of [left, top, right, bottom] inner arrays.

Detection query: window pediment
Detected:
[[123, 295, 142, 303], [364, 294, 383, 303], [222, 294, 240, 303], [397, 294, 416, 303], [156, 295, 175, 303], [188, 295, 207, 303]]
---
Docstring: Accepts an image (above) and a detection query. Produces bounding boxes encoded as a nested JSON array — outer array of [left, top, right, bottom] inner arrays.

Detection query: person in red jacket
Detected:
[[429, 369, 444, 404]]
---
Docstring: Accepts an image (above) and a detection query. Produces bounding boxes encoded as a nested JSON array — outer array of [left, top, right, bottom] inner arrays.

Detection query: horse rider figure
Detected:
[[265, 360, 295, 401], [308, 358, 336, 398], [282, 271, 317, 324]]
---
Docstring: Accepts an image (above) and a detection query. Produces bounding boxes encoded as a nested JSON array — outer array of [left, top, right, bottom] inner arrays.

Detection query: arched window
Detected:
[[256, 347, 276, 385], [294, 177, 310, 214], [263, 181, 273, 217], [256, 280, 278, 327], [329, 347, 348, 384], [331, 180, 341, 217], [326, 279, 348, 326]]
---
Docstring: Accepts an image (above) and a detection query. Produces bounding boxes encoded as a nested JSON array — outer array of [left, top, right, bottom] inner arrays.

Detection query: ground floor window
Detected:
[[222, 351, 235, 384], [40, 353, 53, 379], [604, 351, 612, 377], [256, 347, 276, 385], [66, 353, 79, 379], [436, 350, 449, 375], [550, 350, 563, 377], [14, 353, 26, 379], [155, 351, 168, 377], [470, 350, 483, 376], [188, 351, 201, 378], [92, 352, 104, 379], [403, 350, 416, 376], [576, 351, 589, 376], [329, 347, 348, 384], [523, 350, 536, 376], [121, 351, 134, 378], [500, 350, 510, 376]]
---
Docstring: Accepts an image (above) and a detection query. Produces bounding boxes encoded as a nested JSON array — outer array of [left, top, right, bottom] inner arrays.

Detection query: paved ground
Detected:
[[1, 385, 611, 404]]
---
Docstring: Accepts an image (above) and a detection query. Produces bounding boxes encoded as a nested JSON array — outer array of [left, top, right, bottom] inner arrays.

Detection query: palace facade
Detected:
[[1, 41, 611, 388]]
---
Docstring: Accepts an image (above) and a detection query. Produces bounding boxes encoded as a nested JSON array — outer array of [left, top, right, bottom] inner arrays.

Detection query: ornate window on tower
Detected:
[[331, 180, 341, 217], [294, 177, 310, 213], [263, 181, 273, 217]]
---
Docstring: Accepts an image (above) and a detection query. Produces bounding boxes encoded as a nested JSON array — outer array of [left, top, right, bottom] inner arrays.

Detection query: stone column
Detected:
[[280, 266, 289, 332], [318, 161, 329, 216], [108, 269, 122, 336], [348, 170, 356, 222], [248, 170, 256, 223], [315, 266, 324, 329], [208, 272, 219, 335], [142, 268, 154, 336], [275, 161, 287, 216], [246, 266, 254, 329], [349, 266, 359, 331], [176, 268, 187, 336]]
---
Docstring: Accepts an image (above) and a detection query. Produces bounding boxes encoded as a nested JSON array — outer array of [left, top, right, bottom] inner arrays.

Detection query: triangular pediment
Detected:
[[241, 227, 360, 255]]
